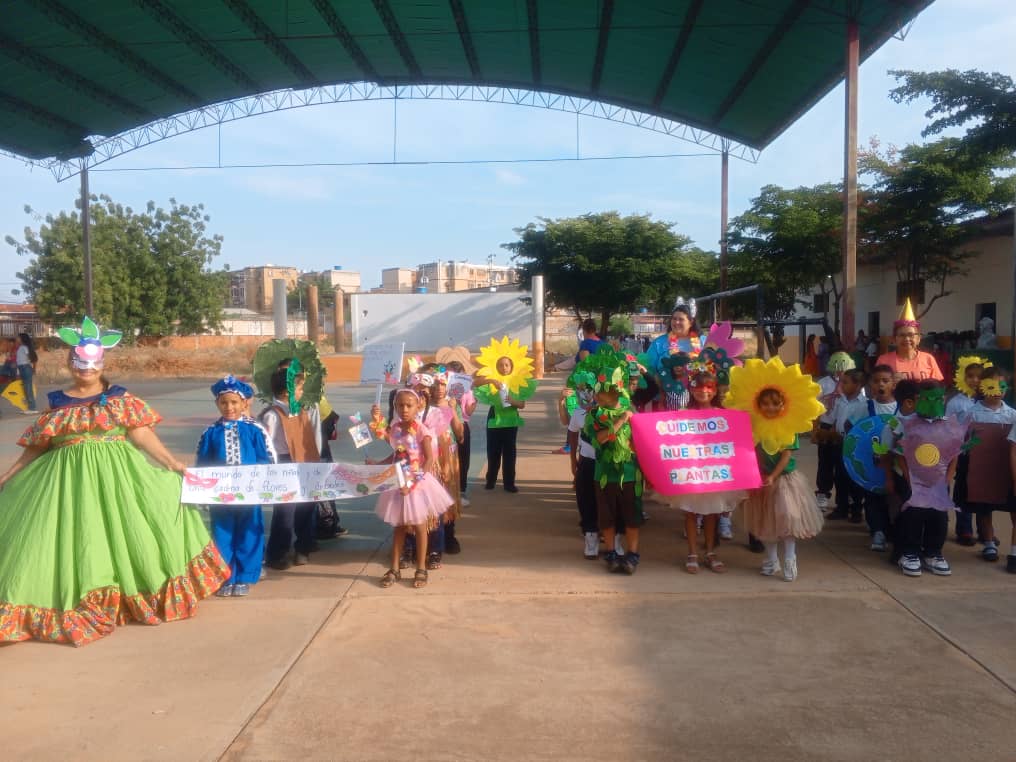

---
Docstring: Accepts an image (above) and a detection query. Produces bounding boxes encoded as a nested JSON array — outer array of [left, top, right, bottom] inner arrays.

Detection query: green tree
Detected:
[[504, 212, 714, 335], [7, 194, 229, 339], [727, 183, 847, 328], [287, 273, 337, 314], [859, 137, 1015, 317], [890, 69, 1016, 161], [608, 314, 633, 336]]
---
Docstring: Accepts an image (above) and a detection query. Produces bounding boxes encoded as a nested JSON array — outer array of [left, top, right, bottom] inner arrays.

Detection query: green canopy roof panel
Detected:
[[0, 0, 932, 161]]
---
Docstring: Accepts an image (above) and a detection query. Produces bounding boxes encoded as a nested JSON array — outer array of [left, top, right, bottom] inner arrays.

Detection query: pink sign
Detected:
[[630, 409, 763, 495]]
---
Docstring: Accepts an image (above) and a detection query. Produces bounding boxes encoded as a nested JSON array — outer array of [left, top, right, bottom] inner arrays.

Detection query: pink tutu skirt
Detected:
[[742, 470, 823, 541], [374, 473, 453, 527], [658, 490, 745, 515]]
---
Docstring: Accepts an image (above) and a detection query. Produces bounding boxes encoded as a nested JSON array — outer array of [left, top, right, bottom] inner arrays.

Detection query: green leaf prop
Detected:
[[252, 339, 326, 405], [80, 316, 99, 339]]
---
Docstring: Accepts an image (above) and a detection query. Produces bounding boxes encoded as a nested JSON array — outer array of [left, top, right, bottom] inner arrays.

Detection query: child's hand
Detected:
[[762, 475, 774, 487]]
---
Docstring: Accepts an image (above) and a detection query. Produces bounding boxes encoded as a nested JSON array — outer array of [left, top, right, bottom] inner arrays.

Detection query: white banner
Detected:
[[181, 462, 399, 506]]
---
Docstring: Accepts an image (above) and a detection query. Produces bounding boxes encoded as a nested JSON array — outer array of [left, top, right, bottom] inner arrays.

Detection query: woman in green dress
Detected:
[[0, 318, 230, 646]]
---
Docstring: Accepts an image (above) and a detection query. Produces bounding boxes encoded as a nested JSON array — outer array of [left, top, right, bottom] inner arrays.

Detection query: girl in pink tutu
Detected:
[[743, 388, 823, 582], [369, 388, 453, 589]]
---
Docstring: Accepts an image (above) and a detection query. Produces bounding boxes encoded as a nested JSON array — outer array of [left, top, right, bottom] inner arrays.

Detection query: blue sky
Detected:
[[1, 0, 1014, 302]]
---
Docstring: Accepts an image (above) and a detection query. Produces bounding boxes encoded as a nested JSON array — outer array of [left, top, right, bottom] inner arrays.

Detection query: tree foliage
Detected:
[[7, 195, 229, 339], [890, 69, 1016, 161], [727, 183, 846, 325], [504, 212, 716, 334], [859, 137, 1015, 317], [287, 273, 337, 313]]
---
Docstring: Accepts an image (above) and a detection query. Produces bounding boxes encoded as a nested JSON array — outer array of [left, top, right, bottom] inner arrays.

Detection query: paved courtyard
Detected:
[[2, 376, 1016, 761]]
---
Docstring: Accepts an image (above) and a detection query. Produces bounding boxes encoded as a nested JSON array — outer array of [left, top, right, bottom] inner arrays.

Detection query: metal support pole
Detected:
[[80, 162, 93, 316], [719, 145, 729, 320], [306, 284, 319, 344], [756, 288, 767, 360], [842, 18, 859, 350], [334, 290, 346, 353], [273, 278, 287, 339], [532, 275, 545, 379]]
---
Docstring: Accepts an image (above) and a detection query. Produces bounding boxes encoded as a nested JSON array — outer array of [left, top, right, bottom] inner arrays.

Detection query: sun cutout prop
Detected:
[[725, 357, 825, 454], [954, 355, 992, 398], [477, 336, 536, 397]]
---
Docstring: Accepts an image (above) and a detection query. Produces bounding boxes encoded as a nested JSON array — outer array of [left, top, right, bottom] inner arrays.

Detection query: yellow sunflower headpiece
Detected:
[[477, 336, 536, 396], [725, 357, 825, 454], [954, 355, 992, 398]]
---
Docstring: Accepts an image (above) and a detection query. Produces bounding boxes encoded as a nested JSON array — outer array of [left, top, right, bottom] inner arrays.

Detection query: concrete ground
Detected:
[[2, 376, 1016, 761]]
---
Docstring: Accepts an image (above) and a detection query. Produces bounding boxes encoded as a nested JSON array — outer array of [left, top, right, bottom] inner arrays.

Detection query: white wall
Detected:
[[350, 291, 533, 351]]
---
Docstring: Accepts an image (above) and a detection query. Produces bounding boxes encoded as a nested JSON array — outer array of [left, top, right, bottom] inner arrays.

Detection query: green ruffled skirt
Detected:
[[0, 435, 230, 646]]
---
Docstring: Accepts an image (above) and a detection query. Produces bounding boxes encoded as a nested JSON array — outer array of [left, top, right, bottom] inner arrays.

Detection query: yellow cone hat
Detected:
[[894, 298, 919, 331]]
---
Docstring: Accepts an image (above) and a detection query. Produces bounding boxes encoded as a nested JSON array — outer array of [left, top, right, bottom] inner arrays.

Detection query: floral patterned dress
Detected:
[[0, 386, 230, 647], [374, 420, 453, 527]]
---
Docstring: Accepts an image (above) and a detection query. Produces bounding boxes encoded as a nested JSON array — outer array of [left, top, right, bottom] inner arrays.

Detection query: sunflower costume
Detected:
[[726, 358, 825, 542], [474, 336, 537, 491], [0, 317, 230, 646]]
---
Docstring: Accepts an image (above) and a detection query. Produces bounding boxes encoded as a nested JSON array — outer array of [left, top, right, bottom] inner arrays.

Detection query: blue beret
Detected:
[[211, 375, 253, 400]]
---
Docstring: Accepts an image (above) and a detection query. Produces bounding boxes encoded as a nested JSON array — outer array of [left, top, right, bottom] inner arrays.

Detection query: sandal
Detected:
[[704, 552, 727, 573], [413, 568, 428, 589], [685, 554, 699, 574], [379, 568, 401, 588], [426, 552, 442, 570]]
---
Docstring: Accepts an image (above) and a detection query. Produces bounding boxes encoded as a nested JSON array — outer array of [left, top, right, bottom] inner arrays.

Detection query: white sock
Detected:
[[783, 538, 797, 561], [766, 542, 779, 564], [984, 539, 997, 548]]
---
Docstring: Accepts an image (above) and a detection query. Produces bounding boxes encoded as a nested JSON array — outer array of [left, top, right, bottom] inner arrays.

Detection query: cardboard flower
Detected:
[[954, 355, 992, 398], [57, 316, 122, 369], [476, 336, 535, 396], [725, 357, 825, 454], [703, 322, 744, 366]]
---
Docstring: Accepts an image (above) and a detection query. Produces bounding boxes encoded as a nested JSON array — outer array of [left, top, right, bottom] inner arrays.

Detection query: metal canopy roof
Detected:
[[1, 0, 931, 162]]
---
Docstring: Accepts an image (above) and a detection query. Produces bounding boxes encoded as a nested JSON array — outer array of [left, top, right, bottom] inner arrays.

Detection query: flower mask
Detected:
[[979, 378, 1006, 398], [58, 316, 122, 370]]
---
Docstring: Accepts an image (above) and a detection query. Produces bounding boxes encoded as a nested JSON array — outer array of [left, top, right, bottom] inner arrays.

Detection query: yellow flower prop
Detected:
[[477, 335, 535, 395], [954, 355, 992, 398], [726, 357, 825, 455]]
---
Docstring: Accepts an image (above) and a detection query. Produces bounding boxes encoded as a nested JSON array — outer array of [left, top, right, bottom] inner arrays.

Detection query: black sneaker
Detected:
[[748, 536, 765, 553], [445, 536, 461, 555], [604, 550, 622, 573], [1007, 555, 1016, 574], [620, 552, 640, 575], [334, 525, 350, 537], [955, 534, 977, 547], [504, 485, 519, 493], [267, 557, 292, 571]]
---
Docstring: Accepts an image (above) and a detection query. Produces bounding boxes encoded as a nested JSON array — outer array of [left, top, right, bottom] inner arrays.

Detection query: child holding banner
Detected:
[[369, 388, 453, 589], [668, 371, 744, 574], [196, 376, 277, 597]]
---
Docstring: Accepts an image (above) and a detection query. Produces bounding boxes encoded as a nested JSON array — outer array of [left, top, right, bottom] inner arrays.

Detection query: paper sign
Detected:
[[630, 409, 763, 495], [360, 342, 406, 385], [447, 372, 473, 400], [348, 422, 373, 448], [182, 462, 399, 505]]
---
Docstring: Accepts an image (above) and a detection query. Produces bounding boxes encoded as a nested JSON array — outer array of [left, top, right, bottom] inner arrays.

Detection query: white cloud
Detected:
[[494, 168, 525, 186]]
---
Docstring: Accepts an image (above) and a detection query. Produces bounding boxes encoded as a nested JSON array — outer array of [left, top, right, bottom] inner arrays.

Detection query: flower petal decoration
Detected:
[[725, 357, 825, 454], [954, 355, 992, 398], [476, 336, 535, 396], [57, 316, 123, 368], [703, 321, 745, 365]]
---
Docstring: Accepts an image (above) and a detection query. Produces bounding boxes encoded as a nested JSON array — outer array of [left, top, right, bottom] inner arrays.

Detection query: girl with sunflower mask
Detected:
[[474, 337, 538, 493], [726, 358, 826, 582]]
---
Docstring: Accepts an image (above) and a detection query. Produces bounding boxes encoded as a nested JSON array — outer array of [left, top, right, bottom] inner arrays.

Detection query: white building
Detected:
[[315, 267, 361, 294], [795, 209, 1014, 351]]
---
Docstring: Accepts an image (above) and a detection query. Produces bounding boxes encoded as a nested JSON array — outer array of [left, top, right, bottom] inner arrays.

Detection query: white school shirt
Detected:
[[833, 392, 868, 434], [945, 394, 976, 424], [817, 376, 837, 425], [967, 401, 1016, 426], [567, 407, 596, 460], [15, 345, 30, 366]]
